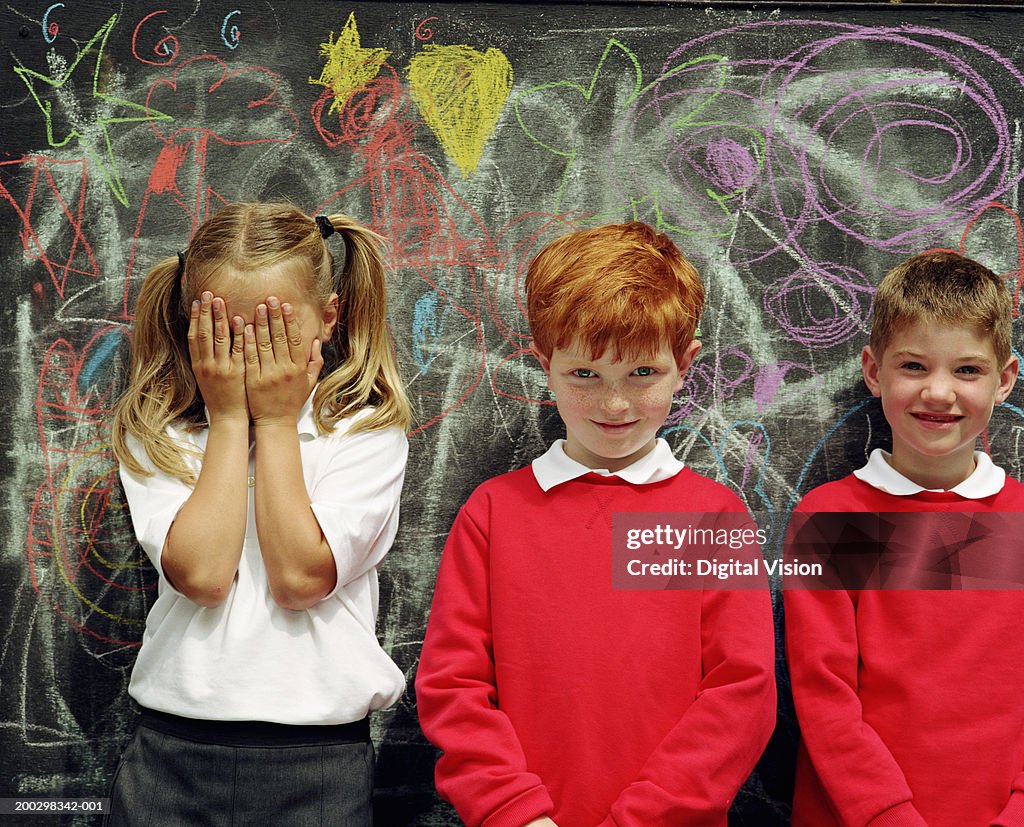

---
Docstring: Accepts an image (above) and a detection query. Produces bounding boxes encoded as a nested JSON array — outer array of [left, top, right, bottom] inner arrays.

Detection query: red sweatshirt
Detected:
[[785, 473, 1024, 827], [416, 466, 775, 827]]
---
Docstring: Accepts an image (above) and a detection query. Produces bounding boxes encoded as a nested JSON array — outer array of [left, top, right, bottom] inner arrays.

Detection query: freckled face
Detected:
[[201, 261, 337, 360], [533, 337, 701, 472], [862, 322, 1017, 489]]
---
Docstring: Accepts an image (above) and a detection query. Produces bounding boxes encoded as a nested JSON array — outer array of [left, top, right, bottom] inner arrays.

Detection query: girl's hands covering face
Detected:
[[187, 291, 247, 422], [243, 295, 323, 425]]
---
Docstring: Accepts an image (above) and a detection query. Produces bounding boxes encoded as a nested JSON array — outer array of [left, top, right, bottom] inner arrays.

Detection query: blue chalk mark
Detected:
[[660, 423, 729, 481], [719, 420, 774, 514], [42, 3, 64, 43], [79, 328, 127, 392], [662, 419, 774, 513], [787, 397, 872, 512], [221, 11, 241, 49], [412, 286, 452, 376], [1000, 402, 1024, 417]]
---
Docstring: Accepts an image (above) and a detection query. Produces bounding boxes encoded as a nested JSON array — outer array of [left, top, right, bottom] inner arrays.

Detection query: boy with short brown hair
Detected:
[[786, 251, 1024, 826], [416, 222, 776, 827]]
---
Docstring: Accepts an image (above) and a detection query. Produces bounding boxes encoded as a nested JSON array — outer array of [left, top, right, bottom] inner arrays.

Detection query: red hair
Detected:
[[525, 222, 704, 362]]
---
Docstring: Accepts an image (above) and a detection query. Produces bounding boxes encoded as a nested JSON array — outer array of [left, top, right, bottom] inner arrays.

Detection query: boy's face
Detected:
[[862, 321, 1018, 489], [532, 337, 701, 472]]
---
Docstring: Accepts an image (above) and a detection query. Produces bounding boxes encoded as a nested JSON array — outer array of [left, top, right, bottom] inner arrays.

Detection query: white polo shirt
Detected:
[[119, 396, 407, 725]]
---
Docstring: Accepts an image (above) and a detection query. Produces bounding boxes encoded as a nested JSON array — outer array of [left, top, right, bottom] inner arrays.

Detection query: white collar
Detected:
[[531, 438, 684, 492], [295, 389, 319, 437], [853, 448, 1004, 498]]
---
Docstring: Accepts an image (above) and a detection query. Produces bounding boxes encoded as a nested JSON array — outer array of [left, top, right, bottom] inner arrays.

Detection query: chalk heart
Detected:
[[407, 45, 512, 178]]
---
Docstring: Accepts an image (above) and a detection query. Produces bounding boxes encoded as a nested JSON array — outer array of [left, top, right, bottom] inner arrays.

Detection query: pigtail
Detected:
[[111, 255, 203, 484], [313, 214, 412, 434], [114, 203, 409, 481]]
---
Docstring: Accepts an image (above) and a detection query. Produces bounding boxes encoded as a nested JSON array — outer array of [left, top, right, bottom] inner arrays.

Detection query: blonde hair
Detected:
[[870, 250, 1012, 365], [525, 222, 705, 363], [112, 202, 411, 484]]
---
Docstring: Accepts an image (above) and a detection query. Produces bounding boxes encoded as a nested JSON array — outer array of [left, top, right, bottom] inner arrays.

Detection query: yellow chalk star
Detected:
[[14, 14, 171, 208], [310, 12, 390, 114]]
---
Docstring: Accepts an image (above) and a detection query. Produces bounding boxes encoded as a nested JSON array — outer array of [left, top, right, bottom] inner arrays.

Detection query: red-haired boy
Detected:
[[785, 251, 1024, 826], [416, 223, 776, 827]]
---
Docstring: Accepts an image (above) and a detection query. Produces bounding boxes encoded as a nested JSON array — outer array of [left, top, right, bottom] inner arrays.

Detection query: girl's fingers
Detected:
[[306, 337, 324, 385], [186, 295, 246, 418], [212, 297, 230, 359], [282, 302, 305, 364], [254, 302, 273, 362], [243, 323, 260, 375], [186, 299, 201, 364], [230, 315, 245, 361], [194, 291, 214, 360], [266, 296, 289, 361]]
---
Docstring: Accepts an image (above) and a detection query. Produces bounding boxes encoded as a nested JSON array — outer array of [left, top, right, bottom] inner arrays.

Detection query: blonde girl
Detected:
[[107, 202, 411, 826]]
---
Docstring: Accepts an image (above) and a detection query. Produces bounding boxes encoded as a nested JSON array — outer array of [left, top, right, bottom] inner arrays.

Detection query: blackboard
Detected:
[[3, 1, 1024, 824]]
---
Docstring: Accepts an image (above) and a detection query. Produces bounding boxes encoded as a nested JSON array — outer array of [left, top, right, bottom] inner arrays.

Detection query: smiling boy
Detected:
[[785, 250, 1024, 826], [416, 223, 775, 827]]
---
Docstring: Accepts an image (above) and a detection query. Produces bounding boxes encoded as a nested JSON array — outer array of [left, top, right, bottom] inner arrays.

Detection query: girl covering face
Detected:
[[108, 202, 411, 826]]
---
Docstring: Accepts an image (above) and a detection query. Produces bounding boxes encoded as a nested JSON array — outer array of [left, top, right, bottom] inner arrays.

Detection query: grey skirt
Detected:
[[106, 709, 374, 827]]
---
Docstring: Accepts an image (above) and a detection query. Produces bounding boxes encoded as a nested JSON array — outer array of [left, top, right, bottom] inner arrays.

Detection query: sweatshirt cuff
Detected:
[[994, 790, 1024, 827], [480, 786, 554, 827], [866, 801, 928, 827]]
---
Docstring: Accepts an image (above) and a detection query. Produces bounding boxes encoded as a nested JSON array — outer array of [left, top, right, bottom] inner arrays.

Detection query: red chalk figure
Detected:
[[313, 68, 499, 434]]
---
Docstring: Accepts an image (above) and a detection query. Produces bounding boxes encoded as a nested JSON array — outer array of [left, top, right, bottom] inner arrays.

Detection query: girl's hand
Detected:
[[186, 291, 247, 423], [244, 296, 322, 425]]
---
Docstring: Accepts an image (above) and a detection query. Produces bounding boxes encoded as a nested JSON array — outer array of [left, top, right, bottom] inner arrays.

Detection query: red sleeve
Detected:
[[993, 781, 1024, 826], [784, 586, 927, 826], [415, 498, 554, 827], [987, 483, 1024, 827], [598, 541, 776, 826]]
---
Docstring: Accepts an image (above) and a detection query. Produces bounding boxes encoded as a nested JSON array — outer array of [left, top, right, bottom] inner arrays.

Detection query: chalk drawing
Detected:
[[5, 6, 1024, 823], [415, 17, 439, 43], [15, 14, 172, 207], [42, 3, 63, 44], [221, 11, 242, 50], [407, 44, 513, 178], [310, 12, 390, 115], [132, 10, 180, 66], [0, 157, 99, 298]]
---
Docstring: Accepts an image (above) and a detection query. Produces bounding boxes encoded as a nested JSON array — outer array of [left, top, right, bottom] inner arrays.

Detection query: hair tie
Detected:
[[315, 215, 335, 239], [170, 250, 186, 319]]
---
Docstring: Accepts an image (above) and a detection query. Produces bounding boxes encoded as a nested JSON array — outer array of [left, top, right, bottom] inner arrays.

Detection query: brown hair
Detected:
[[870, 250, 1012, 364]]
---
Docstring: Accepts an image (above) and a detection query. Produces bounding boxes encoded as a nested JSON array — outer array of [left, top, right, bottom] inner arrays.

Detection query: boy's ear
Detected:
[[862, 346, 882, 397], [675, 339, 702, 389], [996, 354, 1019, 404], [529, 340, 551, 375], [321, 292, 340, 338]]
